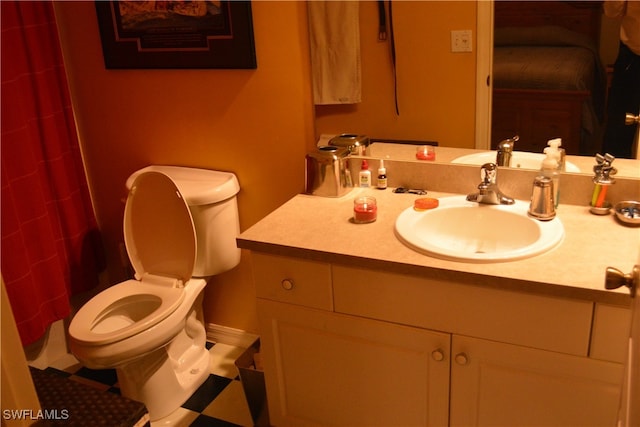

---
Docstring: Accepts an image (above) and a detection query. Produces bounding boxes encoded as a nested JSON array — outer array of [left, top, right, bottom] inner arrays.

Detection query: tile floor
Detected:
[[38, 342, 255, 426]]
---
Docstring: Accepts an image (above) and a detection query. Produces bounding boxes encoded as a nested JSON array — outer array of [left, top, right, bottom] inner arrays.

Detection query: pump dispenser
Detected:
[[540, 146, 560, 207], [546, 138, 566, 171]]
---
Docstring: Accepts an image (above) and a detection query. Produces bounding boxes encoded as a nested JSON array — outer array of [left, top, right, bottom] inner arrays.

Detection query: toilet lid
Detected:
[[124, 171, 196, 283]]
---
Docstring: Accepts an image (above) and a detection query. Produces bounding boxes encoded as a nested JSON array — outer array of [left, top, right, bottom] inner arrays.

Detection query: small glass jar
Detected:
[[416, 145, 436, 161], [353, 196, 377, 223]]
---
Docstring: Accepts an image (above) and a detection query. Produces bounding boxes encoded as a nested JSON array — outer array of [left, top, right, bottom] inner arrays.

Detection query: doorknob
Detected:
[[605, 265, 639, 296], [625, 113, 639, 125]]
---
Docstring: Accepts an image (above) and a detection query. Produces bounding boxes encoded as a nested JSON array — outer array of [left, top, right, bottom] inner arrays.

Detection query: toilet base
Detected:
[[116, 309, 210, 420]]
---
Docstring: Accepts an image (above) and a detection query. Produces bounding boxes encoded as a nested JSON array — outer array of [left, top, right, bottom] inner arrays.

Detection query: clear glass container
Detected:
[[353, 196, 377, 223]]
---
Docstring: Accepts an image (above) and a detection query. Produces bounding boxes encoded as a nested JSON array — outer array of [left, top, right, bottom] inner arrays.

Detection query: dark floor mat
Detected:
[[29, 366, 149, 426]]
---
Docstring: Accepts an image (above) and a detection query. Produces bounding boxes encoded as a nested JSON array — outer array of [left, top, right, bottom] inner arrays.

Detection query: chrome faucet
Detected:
[[496, 135, 518, 167], [466, 163, 515, 205]]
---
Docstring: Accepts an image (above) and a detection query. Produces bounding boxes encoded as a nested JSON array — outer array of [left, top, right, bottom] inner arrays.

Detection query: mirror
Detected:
[[356, 141, 640, 179], [312, 1, 639, 178]]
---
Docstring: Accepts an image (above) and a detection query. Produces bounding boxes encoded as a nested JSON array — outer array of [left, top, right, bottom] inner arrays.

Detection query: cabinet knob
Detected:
[[281, 279, 294, 291], [455, 352, 469, 366], [431, 349, 445, 362]]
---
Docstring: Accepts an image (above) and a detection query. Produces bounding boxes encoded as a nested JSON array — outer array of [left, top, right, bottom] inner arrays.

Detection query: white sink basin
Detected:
[[395, 196, 564, 262], [451, 151, 580, 173]]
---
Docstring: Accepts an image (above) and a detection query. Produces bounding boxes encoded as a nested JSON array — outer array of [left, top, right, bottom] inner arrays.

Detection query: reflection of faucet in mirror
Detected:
[[466, 163, 515, 205], [496, 135, 518, 167]]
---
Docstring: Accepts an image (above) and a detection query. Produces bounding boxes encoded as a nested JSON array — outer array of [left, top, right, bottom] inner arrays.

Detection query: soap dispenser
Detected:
[[546, 138, 566, 171], [540, 147, 560, 207]]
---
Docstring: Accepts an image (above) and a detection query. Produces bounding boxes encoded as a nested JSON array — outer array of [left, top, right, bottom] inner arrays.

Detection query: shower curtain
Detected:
[[1, 1, 104, 345]]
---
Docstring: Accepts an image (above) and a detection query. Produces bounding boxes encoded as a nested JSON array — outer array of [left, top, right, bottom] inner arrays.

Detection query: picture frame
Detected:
[[94, 1, 256, 69]]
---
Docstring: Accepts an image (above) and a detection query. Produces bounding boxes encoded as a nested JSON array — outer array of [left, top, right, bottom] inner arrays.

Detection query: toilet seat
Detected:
[[70, 171, 198, 346], [69, 280, 185, 345]]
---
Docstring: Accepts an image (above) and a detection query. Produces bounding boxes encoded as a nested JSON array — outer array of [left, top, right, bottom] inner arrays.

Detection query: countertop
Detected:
[[237, 187, 639, 306]]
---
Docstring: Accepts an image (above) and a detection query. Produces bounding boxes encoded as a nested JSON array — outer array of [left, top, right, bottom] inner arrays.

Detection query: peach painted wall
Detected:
[[315, 1, 477, 148], [53, 1, 479, 333], [53, 1, 315, 332]]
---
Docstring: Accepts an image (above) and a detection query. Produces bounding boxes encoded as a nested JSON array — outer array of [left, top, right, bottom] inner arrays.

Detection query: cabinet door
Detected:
[[450, 335, 624, 427], [258, 299, 450, 427]]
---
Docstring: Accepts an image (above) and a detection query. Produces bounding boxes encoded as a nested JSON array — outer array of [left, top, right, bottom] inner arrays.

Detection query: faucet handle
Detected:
[[496, 135, 518, 150], [468, 162, 514, 205], [480, 163, 497, 185]]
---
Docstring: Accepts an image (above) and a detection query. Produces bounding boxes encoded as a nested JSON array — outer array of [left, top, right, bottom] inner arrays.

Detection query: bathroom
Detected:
[[2, 1, 638, 426]]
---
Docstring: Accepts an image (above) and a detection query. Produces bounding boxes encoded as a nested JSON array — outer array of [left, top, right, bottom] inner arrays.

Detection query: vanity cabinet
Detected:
[[251, 253, 626, 426]]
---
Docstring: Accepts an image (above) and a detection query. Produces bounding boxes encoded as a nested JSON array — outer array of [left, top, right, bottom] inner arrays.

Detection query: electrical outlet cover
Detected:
[[451, 30, 472, 52]]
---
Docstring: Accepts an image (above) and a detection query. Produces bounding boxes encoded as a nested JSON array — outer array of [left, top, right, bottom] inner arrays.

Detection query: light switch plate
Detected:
[[451, 30, 472, 52]]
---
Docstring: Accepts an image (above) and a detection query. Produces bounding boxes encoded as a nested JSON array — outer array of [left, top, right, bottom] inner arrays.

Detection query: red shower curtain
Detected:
[[1, 1, 104, 345]]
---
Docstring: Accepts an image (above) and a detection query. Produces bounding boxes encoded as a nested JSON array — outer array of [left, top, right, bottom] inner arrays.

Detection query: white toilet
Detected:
[[69, 165, 241, 421]]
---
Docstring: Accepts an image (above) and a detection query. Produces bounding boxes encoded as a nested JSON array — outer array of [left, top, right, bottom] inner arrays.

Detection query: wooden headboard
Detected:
[[494, 1, 603, 45]]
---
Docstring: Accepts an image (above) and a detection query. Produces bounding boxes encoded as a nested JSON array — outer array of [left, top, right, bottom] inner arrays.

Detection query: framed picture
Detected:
[[95, 1, 256, 69]]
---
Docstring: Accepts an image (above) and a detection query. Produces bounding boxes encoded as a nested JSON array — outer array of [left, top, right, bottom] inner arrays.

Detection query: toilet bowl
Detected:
[[69, 166, 240, 421]]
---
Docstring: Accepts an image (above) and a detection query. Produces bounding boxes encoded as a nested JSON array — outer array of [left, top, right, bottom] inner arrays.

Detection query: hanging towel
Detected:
[[308, 1, 362, 105]]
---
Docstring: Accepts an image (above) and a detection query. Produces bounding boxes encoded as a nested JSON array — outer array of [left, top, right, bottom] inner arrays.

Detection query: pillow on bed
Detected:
[[494, 25, 596, 52]]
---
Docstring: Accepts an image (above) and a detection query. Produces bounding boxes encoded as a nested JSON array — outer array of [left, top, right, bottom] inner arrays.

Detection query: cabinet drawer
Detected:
[[590, 303, 631, 363], [251, 253, 333, 310], [333, 265, 593, 356]]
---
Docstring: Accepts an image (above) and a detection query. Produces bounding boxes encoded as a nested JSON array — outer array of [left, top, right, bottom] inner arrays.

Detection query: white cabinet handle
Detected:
[[455, 352, 469, 365], [431, 349, 445, 362], [281, 279, 294, 290]]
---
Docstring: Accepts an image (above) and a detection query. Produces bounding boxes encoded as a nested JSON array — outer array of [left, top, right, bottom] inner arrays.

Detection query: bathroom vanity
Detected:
[[237, 162, 637, 426]]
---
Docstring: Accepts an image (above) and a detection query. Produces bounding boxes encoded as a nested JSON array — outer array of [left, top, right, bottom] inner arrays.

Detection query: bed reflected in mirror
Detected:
[[491, 1, 607, 156]]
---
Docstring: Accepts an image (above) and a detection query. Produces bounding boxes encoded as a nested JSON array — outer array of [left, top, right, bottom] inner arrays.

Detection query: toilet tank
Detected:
[[127, 165, 241, 277]]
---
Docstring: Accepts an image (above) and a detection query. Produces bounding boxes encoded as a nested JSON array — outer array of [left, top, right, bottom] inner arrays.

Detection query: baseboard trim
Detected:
[[206, 323, 259, 348]]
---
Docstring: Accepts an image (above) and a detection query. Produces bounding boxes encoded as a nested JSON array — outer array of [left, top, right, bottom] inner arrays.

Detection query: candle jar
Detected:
[[416, 145, 436, 161], [353, 196, 377, 223]]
